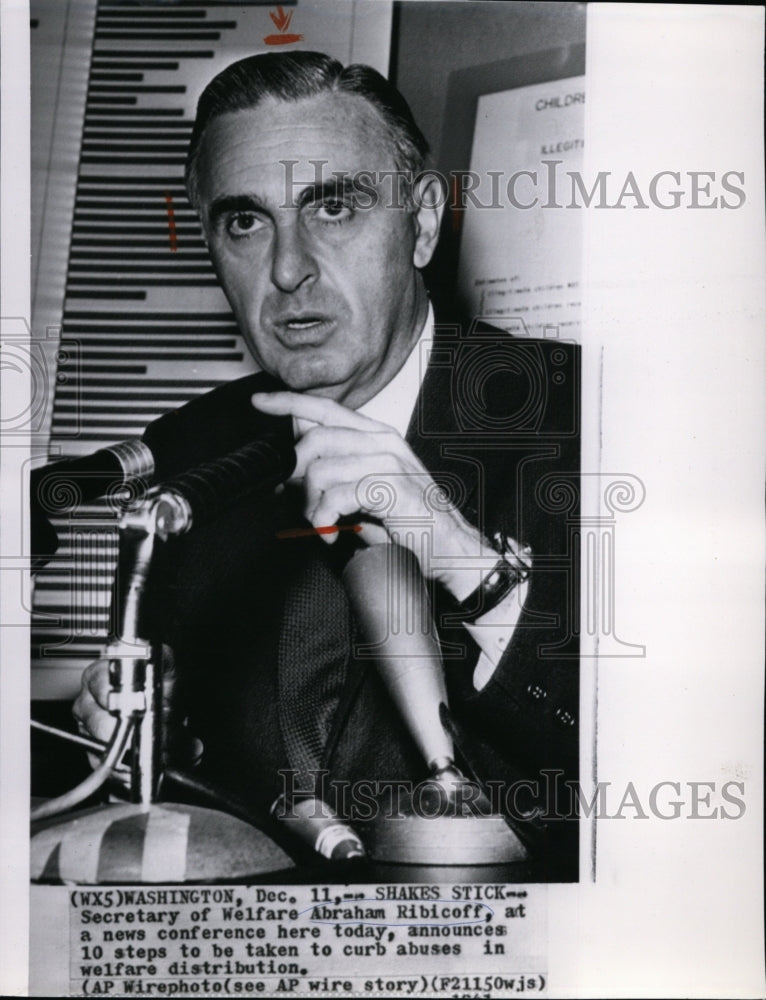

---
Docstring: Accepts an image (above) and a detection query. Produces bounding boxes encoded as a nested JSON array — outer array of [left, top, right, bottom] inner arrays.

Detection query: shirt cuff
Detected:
[[472, 652, 497, 691], [465, 579, 529, 690]]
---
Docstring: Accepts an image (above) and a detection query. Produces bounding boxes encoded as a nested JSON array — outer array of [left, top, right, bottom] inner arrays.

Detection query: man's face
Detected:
[[195, 92, 438, 407]]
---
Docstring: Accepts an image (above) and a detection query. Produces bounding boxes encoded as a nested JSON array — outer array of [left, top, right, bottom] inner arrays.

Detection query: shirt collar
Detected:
[[357, 303, 433, 436]]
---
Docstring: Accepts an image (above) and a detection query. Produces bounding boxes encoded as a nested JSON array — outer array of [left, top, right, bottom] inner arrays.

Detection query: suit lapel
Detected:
[[406, 315, 482, 524]]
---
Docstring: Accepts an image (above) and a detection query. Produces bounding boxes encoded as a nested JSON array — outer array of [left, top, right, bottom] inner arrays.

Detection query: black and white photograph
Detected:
[[1, 1, 764, 997]]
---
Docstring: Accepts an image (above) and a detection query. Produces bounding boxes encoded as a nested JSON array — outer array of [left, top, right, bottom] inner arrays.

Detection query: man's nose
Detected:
[[270, 221, 317, 292]]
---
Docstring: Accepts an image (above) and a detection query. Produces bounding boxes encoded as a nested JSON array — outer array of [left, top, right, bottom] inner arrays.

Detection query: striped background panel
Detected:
[[30, 0, 390, 695]]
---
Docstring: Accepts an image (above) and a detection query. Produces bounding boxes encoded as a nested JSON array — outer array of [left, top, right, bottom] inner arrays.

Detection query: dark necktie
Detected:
[[276, 533, 355, 792]]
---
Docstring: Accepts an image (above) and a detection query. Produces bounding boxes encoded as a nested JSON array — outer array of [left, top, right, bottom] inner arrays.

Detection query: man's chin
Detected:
[[276, 361, 352, 400]]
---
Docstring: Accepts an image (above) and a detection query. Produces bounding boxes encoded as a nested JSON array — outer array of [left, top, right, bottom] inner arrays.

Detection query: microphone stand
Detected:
[[31, 480, 295, 884], [31, 435, 368, 883]]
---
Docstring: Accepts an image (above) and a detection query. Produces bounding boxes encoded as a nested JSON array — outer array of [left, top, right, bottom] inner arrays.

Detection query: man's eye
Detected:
[[314, 199, 354, 223], [226, 212, 261, 237]]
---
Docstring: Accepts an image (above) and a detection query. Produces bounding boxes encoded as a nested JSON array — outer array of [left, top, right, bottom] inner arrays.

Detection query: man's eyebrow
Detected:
[[207, 194, 265, 226], [296, 176, 364, 208]]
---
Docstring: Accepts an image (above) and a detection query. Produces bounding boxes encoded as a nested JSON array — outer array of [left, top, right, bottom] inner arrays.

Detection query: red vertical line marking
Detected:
[[164, 192, 178, 251]]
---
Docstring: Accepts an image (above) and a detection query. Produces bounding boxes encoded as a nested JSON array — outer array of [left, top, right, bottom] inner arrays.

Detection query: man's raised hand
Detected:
[[252, 391, 495, 601]]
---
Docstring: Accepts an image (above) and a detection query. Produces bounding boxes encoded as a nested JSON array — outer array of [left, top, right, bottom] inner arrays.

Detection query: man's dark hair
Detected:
[[185, 50, 430, 209]]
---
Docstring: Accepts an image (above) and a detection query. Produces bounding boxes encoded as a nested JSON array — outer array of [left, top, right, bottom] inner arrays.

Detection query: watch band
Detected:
[[456, 534, 533, 624]]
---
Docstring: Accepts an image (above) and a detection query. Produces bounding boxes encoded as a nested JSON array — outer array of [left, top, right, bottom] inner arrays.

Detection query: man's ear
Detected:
[[412, 171, 446, 269]]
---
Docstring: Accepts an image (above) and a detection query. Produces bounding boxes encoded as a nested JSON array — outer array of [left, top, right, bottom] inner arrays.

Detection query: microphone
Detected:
[[30, 372, 293, 565], [31, 439, 156, 512], [159, 435, 297, 531]]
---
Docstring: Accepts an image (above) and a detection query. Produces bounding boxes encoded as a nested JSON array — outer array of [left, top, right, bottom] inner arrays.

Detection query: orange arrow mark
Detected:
[[264, 33, 303, 45], [269, 6, 293, 32]]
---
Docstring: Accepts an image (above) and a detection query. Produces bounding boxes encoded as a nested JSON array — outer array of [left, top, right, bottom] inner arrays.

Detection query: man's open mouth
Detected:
[[273, 314, 335, 342], [285, 317, 325, 329]]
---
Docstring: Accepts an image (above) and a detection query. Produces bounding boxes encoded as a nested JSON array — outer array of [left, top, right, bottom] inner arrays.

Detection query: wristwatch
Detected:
[[456, 532, 533, 624]]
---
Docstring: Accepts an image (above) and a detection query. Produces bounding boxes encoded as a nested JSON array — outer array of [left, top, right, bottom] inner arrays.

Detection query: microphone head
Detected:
[[144, 371, 292, 483], [29, 371, 294, 569]]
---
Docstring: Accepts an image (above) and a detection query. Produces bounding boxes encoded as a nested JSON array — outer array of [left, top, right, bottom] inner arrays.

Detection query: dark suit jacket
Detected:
[[157, 311, 580, 872]]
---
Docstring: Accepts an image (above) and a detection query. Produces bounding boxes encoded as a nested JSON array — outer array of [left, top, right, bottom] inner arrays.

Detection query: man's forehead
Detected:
[[196, 91, 397, 197]]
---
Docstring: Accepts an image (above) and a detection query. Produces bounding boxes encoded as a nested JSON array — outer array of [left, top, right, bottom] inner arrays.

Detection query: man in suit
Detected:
[[74, 51, 579, 875]]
